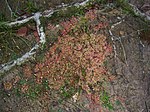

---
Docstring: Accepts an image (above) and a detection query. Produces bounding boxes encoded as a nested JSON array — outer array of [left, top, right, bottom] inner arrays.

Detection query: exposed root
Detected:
[[0, 0, 90, 74], [129, 3, 150, 21], [109, 20, 124, 58], [0, 13, 45, 74]]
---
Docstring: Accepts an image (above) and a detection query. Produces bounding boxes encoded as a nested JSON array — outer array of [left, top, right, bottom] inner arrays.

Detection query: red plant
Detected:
[[85, 93, 102, 112], [94, 22, 108, 32], [23, 65, 32, 78], [85, 9, 97, 21], [23, 9, 112, 94], [60, 16, 79, 36], [32, 32, 112, 92]]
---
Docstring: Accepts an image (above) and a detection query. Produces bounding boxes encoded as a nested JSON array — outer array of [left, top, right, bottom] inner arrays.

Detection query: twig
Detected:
[[108, 29, 117, 58], [0, 0, 91, 74], [129, 3, 150, 21], [0, 13, 46, 74], [118, 36, 128, 66], [8, 16, 35, 26], [5, 0, 14, 18], [7, 0, 90, 26], [137, 30, 145, 48], [108, 20, 124, 58], [109, 19, 129, 66]]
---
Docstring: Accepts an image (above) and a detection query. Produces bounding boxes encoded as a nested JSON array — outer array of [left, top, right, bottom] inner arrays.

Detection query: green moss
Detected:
[[100, 90, 114, 110], [25, 1, 39, 13], [0, 13, 7, 22], [59, 81, 78, 101]]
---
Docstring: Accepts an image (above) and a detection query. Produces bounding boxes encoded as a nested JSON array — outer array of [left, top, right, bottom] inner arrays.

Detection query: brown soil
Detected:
[[0, 2, 150, 112]]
